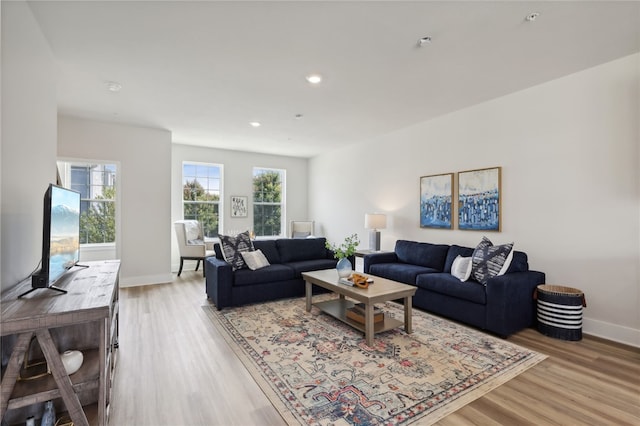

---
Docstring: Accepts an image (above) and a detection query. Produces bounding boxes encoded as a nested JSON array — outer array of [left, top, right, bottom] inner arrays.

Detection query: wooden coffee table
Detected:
[[302, 269, 417, 346]]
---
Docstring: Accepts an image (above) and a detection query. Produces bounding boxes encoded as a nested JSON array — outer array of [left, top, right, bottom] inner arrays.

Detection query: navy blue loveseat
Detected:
[[364, 240, 545, 336], [205, 237, 352, 309]]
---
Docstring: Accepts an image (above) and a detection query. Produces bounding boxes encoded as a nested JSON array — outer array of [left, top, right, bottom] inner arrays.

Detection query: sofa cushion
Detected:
[[214, 243, 224, 260], [253, 240, 281, 264], [506, 251, 529, 273], [277, 238, 328, 263], [286, 259, 338, 277], [471, 237, 514, 285], [241, 249, 270, 270], [394, 240, 449, 271], [369, 263, 439, 285], [219, 231, 255, 271], [444, 245, 475, 272], [416, 273, 487, 304], [233, 264, 295, 286]]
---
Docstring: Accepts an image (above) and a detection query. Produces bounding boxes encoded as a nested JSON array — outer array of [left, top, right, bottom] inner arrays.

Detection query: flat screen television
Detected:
[[19, 184, 82, 298]]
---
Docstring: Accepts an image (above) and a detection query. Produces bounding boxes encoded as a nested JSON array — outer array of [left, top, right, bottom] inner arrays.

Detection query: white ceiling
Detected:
[[27, 1, 640, 158]]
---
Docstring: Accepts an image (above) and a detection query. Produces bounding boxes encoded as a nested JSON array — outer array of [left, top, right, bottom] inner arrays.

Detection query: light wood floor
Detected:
[[110, 272, 640, 425]]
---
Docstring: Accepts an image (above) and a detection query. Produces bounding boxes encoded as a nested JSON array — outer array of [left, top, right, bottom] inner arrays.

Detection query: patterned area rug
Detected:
[[203, 295, 546, 425]]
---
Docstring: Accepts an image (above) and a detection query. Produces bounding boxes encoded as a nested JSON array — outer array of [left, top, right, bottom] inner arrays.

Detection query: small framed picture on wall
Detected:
[[230, 196, 248, 217]]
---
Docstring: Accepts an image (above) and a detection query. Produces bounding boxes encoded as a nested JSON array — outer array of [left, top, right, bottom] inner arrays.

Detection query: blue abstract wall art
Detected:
[[420, 173, 453, 229], [458, 167, 501, 231]]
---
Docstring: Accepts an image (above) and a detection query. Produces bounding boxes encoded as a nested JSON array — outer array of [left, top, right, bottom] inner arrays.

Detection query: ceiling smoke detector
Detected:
[[417, 36, 432, 47], [526, 12, 540, 22]]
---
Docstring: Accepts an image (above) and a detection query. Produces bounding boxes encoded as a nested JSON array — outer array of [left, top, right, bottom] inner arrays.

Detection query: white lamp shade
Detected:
[[365, 213, 387, 230]]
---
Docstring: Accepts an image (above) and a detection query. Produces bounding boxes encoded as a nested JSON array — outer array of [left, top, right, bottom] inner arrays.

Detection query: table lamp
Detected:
[[365, 213, 387, 251]]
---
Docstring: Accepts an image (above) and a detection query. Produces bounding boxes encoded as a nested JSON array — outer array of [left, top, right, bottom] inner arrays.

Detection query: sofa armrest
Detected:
[[364, 252, 398, 273], [205, 257, 233, 310], [485, 270, 546, 336]]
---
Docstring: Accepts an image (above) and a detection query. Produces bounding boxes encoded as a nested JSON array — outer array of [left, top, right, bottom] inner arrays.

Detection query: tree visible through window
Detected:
[[62, 163, 117, 245], [183, 162, 221, 237], [253, 168, 284, 237]]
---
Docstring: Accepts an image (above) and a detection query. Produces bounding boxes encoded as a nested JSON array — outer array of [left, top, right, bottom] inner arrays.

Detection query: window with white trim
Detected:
[[183, 162, 222, 237], [253, 167, 285, 237], [57, 162, 117, 245]]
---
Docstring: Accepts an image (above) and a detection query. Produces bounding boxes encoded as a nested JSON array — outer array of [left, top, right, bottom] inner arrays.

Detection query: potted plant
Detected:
[[325, 233, 360, 277]]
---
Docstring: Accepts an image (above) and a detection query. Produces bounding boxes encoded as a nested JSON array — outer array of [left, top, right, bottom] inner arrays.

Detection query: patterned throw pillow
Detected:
[[218, 231, 254, 271], [471, 237, 514, 285], [240, 249, 271, 271]]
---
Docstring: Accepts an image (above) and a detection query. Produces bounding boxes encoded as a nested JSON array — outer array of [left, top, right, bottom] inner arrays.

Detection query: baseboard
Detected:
[[583, 317, 640, 348], [120, 273, 174, 288]]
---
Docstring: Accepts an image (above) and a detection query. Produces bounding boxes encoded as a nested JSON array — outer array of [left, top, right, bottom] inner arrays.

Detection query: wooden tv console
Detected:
[[1, 260, 120, 426]]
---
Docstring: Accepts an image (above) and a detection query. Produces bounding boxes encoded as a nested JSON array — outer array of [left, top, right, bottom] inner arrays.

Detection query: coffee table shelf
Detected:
[[313, 298, 404, 334], [302, 269, 416, 346]]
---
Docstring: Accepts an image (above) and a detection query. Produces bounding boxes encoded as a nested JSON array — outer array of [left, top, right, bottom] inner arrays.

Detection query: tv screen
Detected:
[[45, 184, 81, 285]]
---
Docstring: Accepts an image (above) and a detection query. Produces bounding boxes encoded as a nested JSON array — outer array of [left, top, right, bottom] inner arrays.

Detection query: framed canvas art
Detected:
[[458, 167, 501, 231], [230, 196, 248, 217], [420, 173, 453, 229]]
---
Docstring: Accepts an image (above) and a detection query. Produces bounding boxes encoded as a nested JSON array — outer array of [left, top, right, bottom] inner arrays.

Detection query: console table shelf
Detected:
[[1, 260, 120, 426]]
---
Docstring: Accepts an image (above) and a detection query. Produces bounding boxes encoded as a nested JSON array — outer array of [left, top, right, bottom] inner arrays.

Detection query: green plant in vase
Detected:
[[326, 233, 360, 278]]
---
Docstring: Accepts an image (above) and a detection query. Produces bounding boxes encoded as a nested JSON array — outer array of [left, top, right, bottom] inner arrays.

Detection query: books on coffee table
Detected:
[[346, 303, 384, 324]]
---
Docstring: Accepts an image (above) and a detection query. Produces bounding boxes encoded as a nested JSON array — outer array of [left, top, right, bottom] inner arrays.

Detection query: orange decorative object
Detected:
[[351, 273, 369, 289]]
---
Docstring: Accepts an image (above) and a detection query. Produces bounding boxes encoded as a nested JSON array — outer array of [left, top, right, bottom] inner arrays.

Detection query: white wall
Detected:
[[171, 143, 309, 272], [1, 1, 58, 291], [310, 54, 640, 347], [58, 116, 172, 287]]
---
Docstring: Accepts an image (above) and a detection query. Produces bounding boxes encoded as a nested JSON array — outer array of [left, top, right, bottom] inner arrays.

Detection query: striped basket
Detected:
[[535, 285, 586, 341]]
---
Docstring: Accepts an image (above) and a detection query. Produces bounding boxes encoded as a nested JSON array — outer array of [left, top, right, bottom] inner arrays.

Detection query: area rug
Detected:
[[203, 296, 546, 425]]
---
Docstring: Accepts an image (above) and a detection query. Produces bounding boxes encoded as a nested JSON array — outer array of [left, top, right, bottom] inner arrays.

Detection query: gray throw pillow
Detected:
[[218, 231, 254, 271], [240, 249, 270, 270], [471, 237, 514, 285]]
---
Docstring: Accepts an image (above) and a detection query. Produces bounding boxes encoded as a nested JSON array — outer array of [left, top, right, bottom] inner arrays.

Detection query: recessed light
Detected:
[[106, 81, 122, 92], [249, 122, 261, 127], [305, 74, 322, 84], [295, 114, 303, 120], [525, 12, 540, 22]]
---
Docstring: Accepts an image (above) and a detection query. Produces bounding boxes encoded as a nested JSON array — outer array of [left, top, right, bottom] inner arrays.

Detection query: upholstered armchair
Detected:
[[174, 220, 215, 277], [290, 221, 315, 238]]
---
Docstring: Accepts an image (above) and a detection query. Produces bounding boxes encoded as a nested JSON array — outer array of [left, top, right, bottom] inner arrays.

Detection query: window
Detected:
[[253, 168, 285, 237], [183, 162, 222, 237], [58, 162, 117, 245]]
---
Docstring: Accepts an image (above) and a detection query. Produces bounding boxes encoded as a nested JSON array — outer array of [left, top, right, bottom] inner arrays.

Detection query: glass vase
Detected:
[[336, 257, 352, 278]]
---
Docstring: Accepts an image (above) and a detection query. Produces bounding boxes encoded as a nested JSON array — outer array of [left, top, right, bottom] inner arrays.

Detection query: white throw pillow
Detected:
[[240, 249, 271, 271], [497, 248, 514, 276], [451, 255, 472, 282], [184, 221, 200, 241]]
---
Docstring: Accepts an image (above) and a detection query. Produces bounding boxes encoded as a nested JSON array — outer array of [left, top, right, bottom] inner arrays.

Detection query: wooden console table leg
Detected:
[[0, 332, 34, 420], [98, 317, 107, 426], [36, 329, 89, 426]]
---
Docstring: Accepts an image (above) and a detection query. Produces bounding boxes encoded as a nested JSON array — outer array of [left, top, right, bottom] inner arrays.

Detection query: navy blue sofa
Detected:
[[364, 240, 545, 336], [205, 237, 352, 309]]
